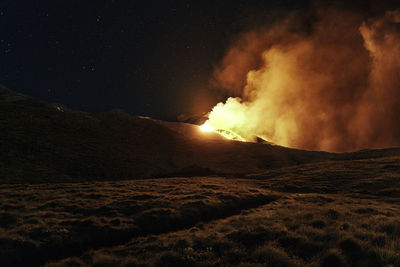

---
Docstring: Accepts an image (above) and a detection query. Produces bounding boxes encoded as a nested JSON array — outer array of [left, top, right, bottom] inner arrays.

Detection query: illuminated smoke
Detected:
[[206, 9, 400, 152]]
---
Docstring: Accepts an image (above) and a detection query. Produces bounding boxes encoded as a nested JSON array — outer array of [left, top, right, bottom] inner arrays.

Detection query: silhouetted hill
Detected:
[[1, 85, 400, 183], [0, 86, 182, 182]]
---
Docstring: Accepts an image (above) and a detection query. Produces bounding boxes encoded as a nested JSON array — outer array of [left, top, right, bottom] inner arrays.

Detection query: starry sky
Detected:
[[0, 0, 393, 120]]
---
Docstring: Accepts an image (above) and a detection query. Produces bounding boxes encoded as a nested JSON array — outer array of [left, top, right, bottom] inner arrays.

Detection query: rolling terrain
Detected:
[[1, 86, 400, 266], [1, 156, 400, 266], [2, 85, 400, 184]]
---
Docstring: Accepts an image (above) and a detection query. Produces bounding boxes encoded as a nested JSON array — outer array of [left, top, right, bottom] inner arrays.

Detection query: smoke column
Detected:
[[207, 9, 400, 152]]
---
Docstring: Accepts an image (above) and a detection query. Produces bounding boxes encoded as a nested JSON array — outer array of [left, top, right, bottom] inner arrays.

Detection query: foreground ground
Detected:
[[1, 156, 400, 266]]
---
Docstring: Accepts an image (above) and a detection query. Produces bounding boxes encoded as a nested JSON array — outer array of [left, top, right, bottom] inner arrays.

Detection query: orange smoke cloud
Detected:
[[206, 9, 400, 152]]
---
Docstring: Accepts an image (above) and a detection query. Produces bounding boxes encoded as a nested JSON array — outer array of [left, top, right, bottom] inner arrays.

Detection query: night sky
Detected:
[[0, 0, 394, 120]]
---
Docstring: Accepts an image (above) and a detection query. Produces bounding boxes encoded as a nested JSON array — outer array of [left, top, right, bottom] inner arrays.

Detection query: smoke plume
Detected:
[[207, 9, 400, 152]]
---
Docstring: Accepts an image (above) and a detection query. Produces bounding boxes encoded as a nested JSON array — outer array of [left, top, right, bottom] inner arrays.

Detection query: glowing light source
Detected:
[[199, 122, 214, 132], [199, 120, 247, 142]]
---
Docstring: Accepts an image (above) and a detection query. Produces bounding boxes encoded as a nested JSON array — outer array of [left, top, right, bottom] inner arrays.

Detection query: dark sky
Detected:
[[0, 0, 391, 120]]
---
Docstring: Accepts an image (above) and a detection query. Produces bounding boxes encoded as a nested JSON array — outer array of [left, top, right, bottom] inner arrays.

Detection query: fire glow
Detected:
[[199, 120, 246, 142], [201, 9, 400, 152], [199, 122, 214, 132]]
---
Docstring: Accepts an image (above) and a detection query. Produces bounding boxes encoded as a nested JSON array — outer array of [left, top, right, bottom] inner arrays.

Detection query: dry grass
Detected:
[[0, 178, 278, 265], [0, 156, 399, 266], [56, 191, 399, 267]]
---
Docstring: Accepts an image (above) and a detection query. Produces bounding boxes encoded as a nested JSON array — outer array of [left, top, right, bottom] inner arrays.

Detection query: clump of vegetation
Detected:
[[252, 246, 292, 266], [320, 249, 346, 267]]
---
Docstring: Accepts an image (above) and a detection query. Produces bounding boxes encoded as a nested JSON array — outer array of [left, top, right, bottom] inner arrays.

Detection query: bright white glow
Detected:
[[199, 122, 214, 132]]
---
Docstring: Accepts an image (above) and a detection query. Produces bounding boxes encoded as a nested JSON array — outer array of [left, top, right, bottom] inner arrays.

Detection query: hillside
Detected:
[[1, 86, 400, 266], [1, 85, 400, 183]]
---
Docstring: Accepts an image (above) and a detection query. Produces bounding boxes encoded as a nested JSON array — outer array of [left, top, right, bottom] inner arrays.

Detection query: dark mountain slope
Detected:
[[0, 86, 181, 182], [1, 85, 399, 183]]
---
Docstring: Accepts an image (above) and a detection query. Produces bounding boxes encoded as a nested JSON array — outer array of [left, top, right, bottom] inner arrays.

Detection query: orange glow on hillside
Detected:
[[199, 120, 246, 142]]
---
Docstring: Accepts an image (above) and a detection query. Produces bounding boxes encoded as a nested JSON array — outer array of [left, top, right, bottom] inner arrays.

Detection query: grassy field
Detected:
[[2, 86, 400, 266], [1, 156, 399, 266]]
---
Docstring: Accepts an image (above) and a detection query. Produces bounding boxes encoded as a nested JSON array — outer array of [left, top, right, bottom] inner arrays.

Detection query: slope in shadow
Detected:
[[1, 85, 400, 184]]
